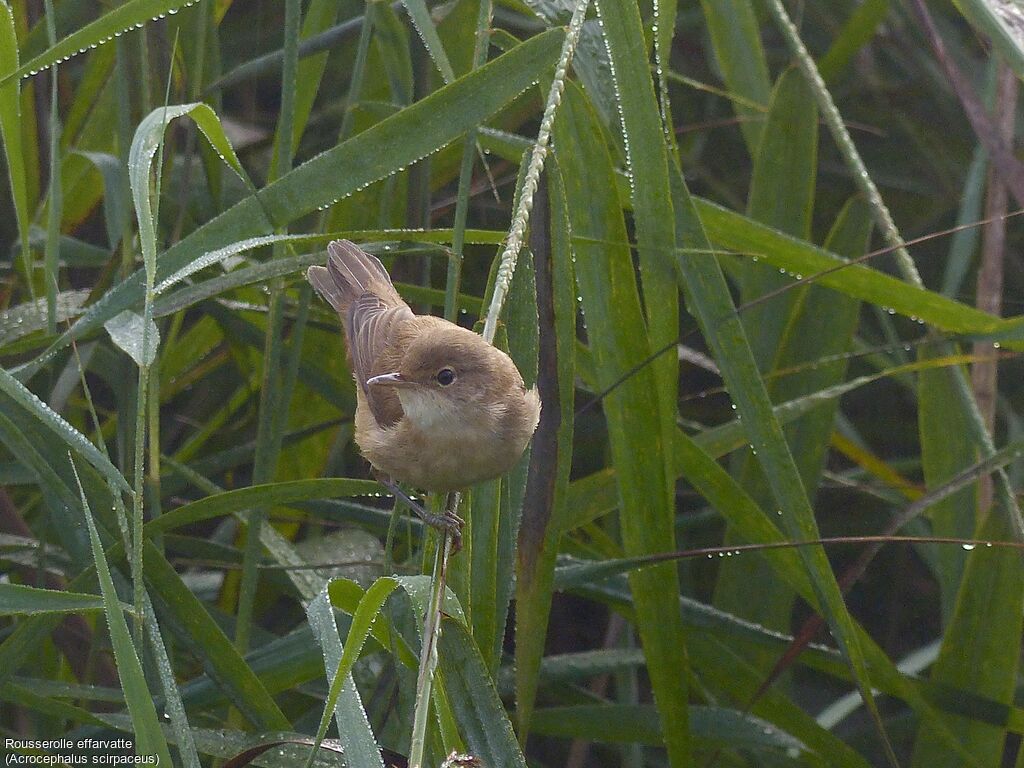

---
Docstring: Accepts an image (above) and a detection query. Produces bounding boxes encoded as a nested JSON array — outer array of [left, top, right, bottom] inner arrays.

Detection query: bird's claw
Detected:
[[376, 475, 464, 551]]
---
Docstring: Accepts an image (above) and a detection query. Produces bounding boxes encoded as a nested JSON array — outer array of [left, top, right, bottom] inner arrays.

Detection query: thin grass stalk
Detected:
[[762, 0, 922, 286], [445, 0, 494, 321], [42, 0, 59, 333], [481, 0, 589, 343], [408, 503, 456, 768]]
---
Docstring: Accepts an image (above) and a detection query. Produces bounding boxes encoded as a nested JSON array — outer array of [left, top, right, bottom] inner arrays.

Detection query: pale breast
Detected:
[[354, 389, 537, 491]]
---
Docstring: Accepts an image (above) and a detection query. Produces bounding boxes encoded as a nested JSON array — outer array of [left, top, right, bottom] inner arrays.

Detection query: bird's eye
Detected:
[[436, 368, 456, 386]]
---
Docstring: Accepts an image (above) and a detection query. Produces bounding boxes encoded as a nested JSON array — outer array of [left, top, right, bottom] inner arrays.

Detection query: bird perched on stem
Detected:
[[307, 240, 541, 533]]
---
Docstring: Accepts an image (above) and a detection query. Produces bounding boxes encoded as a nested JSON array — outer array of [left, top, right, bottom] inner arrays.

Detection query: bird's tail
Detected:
[[306, 240, 403, 314]]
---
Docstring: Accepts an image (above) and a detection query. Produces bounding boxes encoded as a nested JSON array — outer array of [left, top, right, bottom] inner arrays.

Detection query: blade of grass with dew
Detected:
[[696, 0, 770, 155], [306, 586, 386, 768], [553, 81, 691, 762], [691, 197, 1022, 343], [0, 0, 33, 298], [127, 99, 253, 634], [1, 0, 205, 84], [0, 583, 118, 615], [401, 0, 456, 84], [669, 163, 901, 763], [70, 459, 173, 767], [145, 478, 380, 536], [22, 28, 565, 377], [717, 66, 821, 637], [437, 617, 528, 768], [566, 350, 983, 530], [594, 0, 678, 486], [514, 164, 576, 741], [720, 201, 872, 623]]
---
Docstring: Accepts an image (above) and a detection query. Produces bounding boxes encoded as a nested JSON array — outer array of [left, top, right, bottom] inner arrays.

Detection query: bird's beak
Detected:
[[367, 372, 412, 388]]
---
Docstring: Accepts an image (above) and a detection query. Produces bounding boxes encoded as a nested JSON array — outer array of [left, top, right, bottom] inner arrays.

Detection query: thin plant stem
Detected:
[[763, 0, 922, 286], [408, 497, 457, 768], [480, 0, 590, 344]]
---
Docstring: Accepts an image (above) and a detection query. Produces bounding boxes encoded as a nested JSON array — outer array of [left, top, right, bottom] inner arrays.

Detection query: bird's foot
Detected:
[[376, 475, 463, 550]]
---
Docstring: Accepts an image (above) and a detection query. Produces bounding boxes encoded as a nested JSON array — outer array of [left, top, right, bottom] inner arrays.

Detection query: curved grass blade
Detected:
[[0, 583, 121, 615], [145, 478, 381, 536], [693, 197, 1019, 342], [1, 0, 203, 85]]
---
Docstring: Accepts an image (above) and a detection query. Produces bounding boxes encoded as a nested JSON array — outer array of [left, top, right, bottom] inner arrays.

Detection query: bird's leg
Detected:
[[375, 474, 463, 542]]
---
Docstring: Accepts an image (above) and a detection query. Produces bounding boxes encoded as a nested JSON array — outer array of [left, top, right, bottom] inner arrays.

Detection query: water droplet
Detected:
[[962, 543, 975, 551]]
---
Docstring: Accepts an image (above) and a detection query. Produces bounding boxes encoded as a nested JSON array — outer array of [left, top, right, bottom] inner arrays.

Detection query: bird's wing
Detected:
[[349, 292, 413, 427]]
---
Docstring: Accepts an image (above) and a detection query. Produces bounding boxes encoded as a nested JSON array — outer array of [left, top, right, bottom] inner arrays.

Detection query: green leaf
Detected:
[[143, 540, 291, 731], [817, 0, 890, 83], [401, 0, 457, 84], [128, 102, 249, 281], [0, 583, 121, 616], [530, 704, 810, 756], [717, 66, 821, 636], [910, 510, 1024, 765], [669, 154, 896, 754], [1, 0, 203, 85], [145, 478, 381, 536], [694, 196, 1020, 344], [104, 309, 159, 366]]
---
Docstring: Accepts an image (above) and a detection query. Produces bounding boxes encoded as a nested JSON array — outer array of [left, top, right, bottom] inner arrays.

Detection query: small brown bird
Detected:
[[307, 240, 541, 530]]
